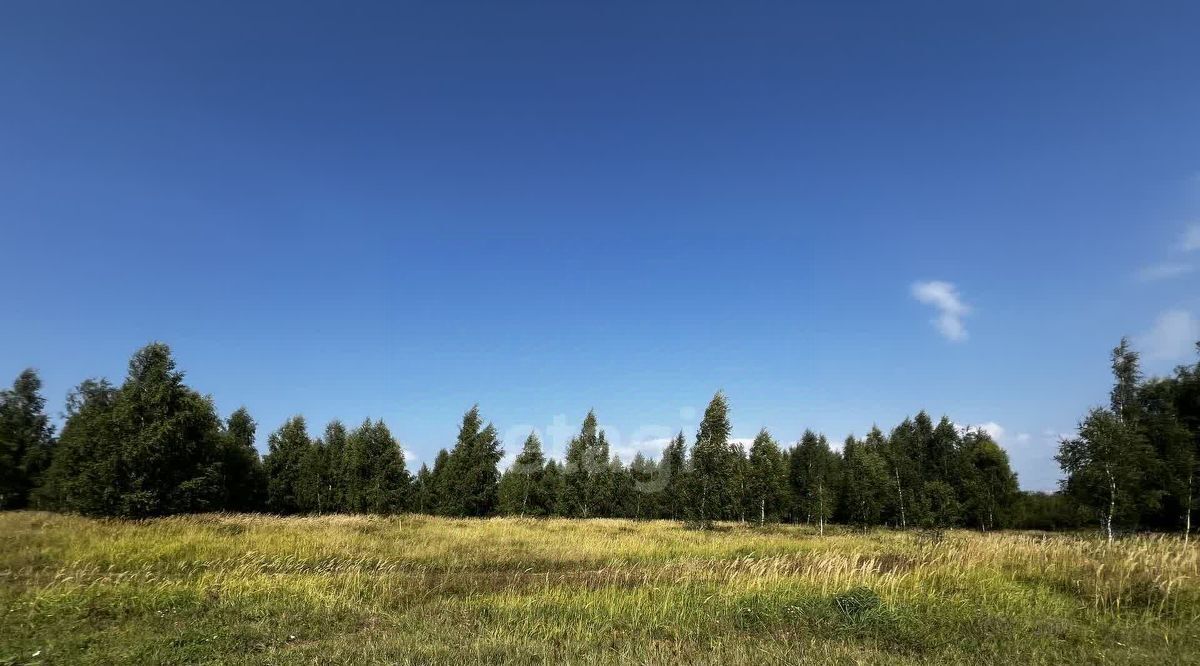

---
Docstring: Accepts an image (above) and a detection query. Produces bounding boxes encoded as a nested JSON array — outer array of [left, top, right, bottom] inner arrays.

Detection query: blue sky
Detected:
[[2, 2, 1199, 490]]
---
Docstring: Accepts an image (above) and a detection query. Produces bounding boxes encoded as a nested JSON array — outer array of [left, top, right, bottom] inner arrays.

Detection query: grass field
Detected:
[[1, 512, 1198, 665]]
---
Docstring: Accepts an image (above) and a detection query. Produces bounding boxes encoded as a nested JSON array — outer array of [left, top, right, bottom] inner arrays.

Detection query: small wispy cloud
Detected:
[[911, 280, 970, 342], [1180, 224, 1200, 252], [1137, 262, 1196, 282], [1136, 224, 1200, 281], [1137, 309, 1199, 361]]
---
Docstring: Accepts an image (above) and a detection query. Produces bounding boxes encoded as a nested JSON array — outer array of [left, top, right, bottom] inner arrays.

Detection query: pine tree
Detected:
[[0, 369, 56, 509], [687, 391, 732, 528], [747, 428, 787, 525], [264, 416, 313, 514]]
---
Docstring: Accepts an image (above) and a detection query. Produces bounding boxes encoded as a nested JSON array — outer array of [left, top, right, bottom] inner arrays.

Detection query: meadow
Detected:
[[1, 512, 1197, 665]]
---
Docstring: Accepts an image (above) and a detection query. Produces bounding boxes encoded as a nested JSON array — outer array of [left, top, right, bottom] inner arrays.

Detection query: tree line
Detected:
[[2, 340, 1196, 536]]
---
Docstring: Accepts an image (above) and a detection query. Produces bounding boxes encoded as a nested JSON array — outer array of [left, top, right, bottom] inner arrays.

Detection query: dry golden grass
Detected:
[[2, 512, 1198, 664]]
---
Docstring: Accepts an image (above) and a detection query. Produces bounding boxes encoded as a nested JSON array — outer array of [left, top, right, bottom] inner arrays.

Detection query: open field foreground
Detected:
[[1, 513, 1198, 665]]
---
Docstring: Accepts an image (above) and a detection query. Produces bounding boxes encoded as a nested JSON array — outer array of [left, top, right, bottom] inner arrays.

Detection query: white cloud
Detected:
[[952, 421, 1001, 440], [1136, 262, 1195, 282], [1138, 309, 1200, 361], [1133, 224, 1200, 282], [957, 423, 1027, 447], [1180, 224, 1200, 252], [911, 280, 970, 342], [610, 437, 672, 465]]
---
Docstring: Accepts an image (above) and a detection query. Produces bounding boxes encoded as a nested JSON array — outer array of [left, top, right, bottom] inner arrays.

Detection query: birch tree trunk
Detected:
[[1185, 473, 1192, 547], [1105, 464, 1116, 544]]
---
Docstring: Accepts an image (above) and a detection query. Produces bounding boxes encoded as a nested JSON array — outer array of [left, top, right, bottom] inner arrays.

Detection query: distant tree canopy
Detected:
[[7, 338, 1198, 536]]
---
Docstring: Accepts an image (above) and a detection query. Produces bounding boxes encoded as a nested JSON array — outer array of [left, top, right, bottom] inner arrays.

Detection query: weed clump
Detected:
[[832, 586, 881, 619]]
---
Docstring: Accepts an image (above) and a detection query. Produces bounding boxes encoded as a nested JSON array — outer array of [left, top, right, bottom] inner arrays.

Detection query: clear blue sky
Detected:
[[3, 1, 1199, 490]]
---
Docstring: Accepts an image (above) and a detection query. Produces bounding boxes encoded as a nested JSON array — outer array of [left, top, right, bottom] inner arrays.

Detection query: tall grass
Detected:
[[2, 512, 1197, 664]]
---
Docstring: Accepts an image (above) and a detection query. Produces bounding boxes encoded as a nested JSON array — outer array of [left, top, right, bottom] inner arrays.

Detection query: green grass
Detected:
[[2, 512, 1198, 664]]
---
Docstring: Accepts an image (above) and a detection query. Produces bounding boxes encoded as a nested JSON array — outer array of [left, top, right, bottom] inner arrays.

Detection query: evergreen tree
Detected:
[[441, 406, 503, 517], [427, 448, 452, 514], [38, 345, 227, 517], [563, 411, 604, 518], [0, 369, 56, 509], [747, 428, 788, 525], [687, 391, 732, 528], [219, 407, 266, 511], [117, 344, 228, 515], [659, 431, 688, 520], [264, 416, 313, 513]]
